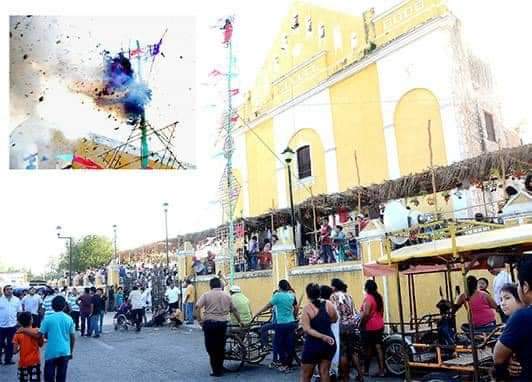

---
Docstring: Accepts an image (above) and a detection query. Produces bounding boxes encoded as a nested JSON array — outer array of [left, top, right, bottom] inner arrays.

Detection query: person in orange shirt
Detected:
[[13, 312, 44, 382]]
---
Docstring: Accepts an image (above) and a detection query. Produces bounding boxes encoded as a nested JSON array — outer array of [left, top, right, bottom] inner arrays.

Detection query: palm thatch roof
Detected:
[[123, 144, 532, 251]]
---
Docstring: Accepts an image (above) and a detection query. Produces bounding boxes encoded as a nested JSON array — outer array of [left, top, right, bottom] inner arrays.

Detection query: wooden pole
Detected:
[[310, 187, 319, 250], [271, 199, 275, 234], [427, 120, 439, 216], [354, 150, 362, 232]]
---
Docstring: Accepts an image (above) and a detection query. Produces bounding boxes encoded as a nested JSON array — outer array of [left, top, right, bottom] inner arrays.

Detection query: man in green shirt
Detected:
[[229, 285, 252, 325]]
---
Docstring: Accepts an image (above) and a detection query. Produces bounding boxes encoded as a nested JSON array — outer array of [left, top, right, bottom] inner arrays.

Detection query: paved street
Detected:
[[1, 313, 402, 381]]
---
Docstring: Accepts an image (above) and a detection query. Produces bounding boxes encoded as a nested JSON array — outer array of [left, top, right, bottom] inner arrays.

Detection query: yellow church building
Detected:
[[232, 0, 520, 220]]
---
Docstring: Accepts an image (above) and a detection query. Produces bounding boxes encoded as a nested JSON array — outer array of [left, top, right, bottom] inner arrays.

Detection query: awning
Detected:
[[376, 224, 532, 266]]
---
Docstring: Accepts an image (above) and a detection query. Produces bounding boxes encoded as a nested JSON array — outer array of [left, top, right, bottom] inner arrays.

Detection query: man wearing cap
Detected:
[[229, 285, 252, 326]]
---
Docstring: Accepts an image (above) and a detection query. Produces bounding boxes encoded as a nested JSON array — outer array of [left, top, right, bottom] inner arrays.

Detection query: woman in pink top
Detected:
[[360, 280, 385, 377], [454, 275, 497, 330]]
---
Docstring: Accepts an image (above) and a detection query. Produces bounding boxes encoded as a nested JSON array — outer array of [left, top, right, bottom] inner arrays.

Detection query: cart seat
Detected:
[[442, 348, 492, 366]]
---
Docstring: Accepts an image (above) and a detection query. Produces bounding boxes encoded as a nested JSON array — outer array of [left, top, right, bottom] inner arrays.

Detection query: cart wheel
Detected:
[[384, 337, 409, 376], [292, 327, 305, 366], [244, 331, 267, 364], [223, 334, 245, 372], [421, 372, 457, 382], [117, 315, 128, 331]]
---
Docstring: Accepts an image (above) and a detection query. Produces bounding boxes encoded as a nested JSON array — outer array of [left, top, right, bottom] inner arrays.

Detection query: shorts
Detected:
[[340, 331, 356, 358], [361, 329, 384, 348], [18, 364, 41, 382], [301, 340, 336, 364]]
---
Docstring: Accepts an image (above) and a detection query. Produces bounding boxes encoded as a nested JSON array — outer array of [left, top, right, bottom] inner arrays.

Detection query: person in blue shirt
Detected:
[[254, 280, 298, 372], [21, 295, 74, 382], [494, 257, 532, 381]]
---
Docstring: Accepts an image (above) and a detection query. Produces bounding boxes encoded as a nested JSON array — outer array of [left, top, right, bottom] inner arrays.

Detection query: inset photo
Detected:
[[9, 16, 196, 169]]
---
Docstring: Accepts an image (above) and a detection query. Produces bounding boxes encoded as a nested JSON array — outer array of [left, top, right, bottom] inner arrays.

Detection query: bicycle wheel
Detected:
[[223, 334, 245, 372], [244, 331, 268, 364]]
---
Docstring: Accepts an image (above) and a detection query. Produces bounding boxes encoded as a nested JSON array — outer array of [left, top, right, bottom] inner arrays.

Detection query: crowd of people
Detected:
[[192, 258, 532, 381], [194, 274, 387, 381], [2, 255, 532, 381]]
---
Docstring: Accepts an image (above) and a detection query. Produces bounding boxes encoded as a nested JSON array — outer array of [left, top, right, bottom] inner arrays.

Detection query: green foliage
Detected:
[[58, 234, 113, 273]]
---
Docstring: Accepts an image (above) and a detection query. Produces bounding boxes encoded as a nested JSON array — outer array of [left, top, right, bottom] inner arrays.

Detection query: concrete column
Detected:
[[271, 226, 296, 289]]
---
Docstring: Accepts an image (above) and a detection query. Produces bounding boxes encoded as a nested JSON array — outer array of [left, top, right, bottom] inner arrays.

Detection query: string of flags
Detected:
[[126, 31, 166, 60]]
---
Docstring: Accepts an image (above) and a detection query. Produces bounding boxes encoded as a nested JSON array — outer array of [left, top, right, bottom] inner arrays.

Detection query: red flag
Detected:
[[230, 114, 239, 123], [72, 155, 103, 169], [230, 88, 239, 96], [130, 48, 143, 58], [223, 21, 233, 44], [209, 69, 224, 77], [338, 207, 349, 223]]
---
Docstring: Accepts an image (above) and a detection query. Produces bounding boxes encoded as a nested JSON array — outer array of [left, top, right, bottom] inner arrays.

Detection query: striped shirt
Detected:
[[68, 295, 80, 311], [43, 295, 56, 316]]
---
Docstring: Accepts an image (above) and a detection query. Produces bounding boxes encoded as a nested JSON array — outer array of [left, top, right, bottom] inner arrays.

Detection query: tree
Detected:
[[58, 234, 113, 273]]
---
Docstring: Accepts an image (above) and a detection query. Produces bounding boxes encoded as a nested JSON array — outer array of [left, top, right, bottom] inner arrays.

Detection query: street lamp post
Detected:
[[281, 147, 297, 250], [56, 225, 73, 287], [113, 224, 118, 264], [163, 202, 169, 269]]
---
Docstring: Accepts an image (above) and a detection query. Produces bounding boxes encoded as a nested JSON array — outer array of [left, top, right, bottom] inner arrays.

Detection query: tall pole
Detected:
[[113, 225, 118, 264], [310, 186, 318, 250], [164, 203, 169, 268], [57, 226, 73, 287], [287, 163, 297, 250], [136, 39, 149, 169], [427, 120, 439, 216], [68, 238, 73, 287], [225, 25, 235, 286]]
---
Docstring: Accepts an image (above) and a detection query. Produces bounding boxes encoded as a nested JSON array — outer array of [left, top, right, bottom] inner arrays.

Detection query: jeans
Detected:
[[249, 254, 258, 270], [69, 311, 80, 331], [0, 326, 17, 362], [260, 322, 279, 361], [132, 308, 144, 331], [44, 356, 69, 382], [88, 315, 100, 337], [185, 302, 194, 323], [203, 320, 228, 375], [321, 244, 336, 263], [80, 312, 90, 336], [31, 313, 42, 328], [99, 312, 104, 331], [274, 322, 297, 366]]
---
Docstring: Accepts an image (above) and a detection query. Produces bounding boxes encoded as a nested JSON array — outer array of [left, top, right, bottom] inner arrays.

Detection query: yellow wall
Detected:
[[245, 119, 278, 216], [240, 2, 366, 121], [394, 88, 447, 176], [329, 64, 389, 189], [74, 139, 173, 169], [192, 256, 498, 329], [287, 128, 327, 204], [373, 0, 448, 46]]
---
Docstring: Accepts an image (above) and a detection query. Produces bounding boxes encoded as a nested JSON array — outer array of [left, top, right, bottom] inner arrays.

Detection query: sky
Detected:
[[1, 0, 531, 274], [9, 16, 196, 168]]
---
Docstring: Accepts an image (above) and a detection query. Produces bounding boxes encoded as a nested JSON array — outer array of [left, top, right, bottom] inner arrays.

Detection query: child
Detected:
[[20, 296, 75, 382], [13, 312, 44, 382]]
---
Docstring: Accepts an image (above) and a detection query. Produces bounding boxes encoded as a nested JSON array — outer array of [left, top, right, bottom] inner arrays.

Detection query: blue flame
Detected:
[[102, 52, 152, 124]]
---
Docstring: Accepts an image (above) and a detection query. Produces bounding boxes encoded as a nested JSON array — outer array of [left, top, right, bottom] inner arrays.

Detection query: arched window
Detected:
[[296, 145, 312, 179]]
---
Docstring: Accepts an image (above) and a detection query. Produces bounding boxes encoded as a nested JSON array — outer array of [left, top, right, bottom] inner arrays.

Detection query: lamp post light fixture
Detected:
[[56, 225, 73, 287], [163, 202, 169, 268], [281, 146, 297, 250]]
